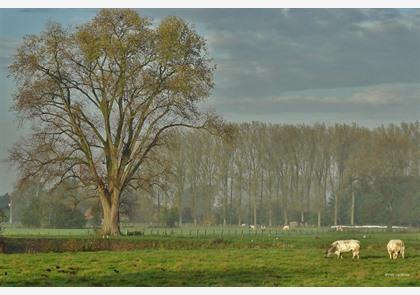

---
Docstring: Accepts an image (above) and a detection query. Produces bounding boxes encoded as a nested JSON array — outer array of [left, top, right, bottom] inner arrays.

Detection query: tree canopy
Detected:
[[9, 9, 218, 235]]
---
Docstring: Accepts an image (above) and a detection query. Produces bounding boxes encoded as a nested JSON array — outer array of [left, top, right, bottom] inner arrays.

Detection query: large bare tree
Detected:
[[9, 9, 217, 235]]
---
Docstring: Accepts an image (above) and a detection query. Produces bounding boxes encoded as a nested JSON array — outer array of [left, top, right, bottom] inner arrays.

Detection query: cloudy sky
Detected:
[[0, 8, 419, 193]]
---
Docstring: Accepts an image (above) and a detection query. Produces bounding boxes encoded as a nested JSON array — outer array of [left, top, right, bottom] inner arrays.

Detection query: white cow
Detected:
[[249, 225, 256, 229], [387, 239, 405, 260], [325, 240, 361, 259], [282, 225, 290, 231]]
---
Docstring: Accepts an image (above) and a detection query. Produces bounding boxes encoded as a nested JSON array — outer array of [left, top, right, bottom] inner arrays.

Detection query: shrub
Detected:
[[21, 198, 43, 227], [48, 203, 86, 228], [163, 207, 179, 228]]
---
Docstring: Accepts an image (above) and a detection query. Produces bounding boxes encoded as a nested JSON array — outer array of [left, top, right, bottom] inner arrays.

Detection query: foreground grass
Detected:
[[0, 232, 419, 286]]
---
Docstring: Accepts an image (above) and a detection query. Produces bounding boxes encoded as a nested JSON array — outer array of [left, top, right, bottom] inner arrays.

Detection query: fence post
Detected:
[[241, 229, 244, 240]]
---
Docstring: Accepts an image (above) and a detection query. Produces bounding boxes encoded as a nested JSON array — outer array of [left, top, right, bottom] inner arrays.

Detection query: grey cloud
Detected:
[[156, 9, 420, 97], [206, 83, 420, 120]]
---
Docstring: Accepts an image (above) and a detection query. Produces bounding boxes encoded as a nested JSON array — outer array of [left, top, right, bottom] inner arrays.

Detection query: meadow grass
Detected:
[[1, 225, 332, 237], [0, 231, 419, 286]]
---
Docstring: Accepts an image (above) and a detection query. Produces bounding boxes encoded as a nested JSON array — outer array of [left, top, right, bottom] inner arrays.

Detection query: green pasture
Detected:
[[1, 224, 413, 238], [0, 230, 419, 286]]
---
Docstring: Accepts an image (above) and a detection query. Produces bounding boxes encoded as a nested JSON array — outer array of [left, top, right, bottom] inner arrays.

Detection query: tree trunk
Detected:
[[253, 176, 257, 226], [248, 174, 252, 224], [260, 171, 264, 225], [386, 201, 393, 232], [178, 191, 183, 226], [268, 176, 272, 227], [100, 193, 120, 236], [275, 176, 280, 226], [238, 173, 242, 226], [334, 193, 339, 226], [350, 190, 355, 226], [230, 177, 233, 225], [223, 173, 228, 226], [157, 191, 161, 225], [192, 181, 197, 226], [317, 210, 321, 227], [283, 207, 288, 226]]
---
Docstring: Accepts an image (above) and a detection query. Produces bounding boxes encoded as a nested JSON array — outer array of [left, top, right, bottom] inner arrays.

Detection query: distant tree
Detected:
[[9, 9, 218, 235], [21, 198, 43, 227], [0, 193, 10, 211], [328, 124, 358, 225], [162, 207, 179, 227], [365, 125, 415, 231], [48, 203, 86, 228], [0, 210, 7, 224]]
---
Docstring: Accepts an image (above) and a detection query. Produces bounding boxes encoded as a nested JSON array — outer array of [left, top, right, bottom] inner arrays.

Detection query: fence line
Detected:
[[1, 224, 418, 238]]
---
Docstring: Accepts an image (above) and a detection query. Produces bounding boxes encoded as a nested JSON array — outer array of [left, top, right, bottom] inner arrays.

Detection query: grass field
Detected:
[[1, 225, 335, 237], [0, 230, 419, 286]]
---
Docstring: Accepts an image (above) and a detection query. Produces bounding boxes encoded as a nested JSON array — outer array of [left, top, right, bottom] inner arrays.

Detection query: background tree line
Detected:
[[138, 121, 419, 228], [5, 121, 419, 229]]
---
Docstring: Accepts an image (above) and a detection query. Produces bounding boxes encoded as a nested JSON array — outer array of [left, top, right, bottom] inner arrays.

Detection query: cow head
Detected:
[[325, 245, 336, 258]]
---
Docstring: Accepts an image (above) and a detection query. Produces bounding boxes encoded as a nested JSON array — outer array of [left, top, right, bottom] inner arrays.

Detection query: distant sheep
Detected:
[[282, 225, 290, 231]]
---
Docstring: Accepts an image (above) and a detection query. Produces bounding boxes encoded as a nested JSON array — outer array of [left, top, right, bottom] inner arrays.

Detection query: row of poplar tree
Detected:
[[127, 121, 420, 228]]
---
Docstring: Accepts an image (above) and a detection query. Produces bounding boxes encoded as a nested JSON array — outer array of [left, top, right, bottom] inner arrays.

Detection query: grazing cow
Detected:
[[282, 225, 290, 231], [325, 240, 360, 259], [249, 225, 256, 229], [260, 225, 266, 231], [387, 239, 405, 260]]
